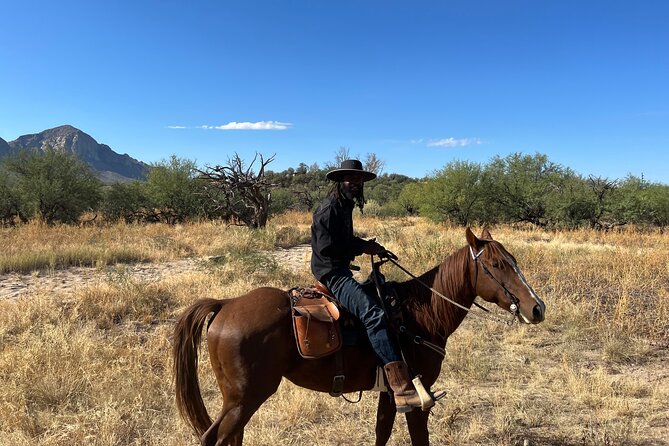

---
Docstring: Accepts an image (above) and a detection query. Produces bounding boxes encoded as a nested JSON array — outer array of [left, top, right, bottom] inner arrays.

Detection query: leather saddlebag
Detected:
[[290, 289, 342, 359]]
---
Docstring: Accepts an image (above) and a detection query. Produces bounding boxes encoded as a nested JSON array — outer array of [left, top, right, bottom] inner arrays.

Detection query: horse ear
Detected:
[[481, 228, 493, 240], [466, 227, 483, 250]]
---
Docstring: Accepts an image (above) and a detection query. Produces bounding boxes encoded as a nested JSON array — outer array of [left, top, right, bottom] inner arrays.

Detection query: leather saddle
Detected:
[[289, 285, 342, 359], [289, 272, 401, 360]]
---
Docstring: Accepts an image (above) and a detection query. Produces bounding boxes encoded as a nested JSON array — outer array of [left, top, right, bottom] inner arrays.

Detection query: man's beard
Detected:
[[339, 183, 365, 212]]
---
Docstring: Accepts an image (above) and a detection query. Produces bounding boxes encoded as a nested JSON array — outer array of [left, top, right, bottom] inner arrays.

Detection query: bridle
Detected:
[[371, 246, 523, 360], [469, 245, 521, 320], [379, 246, 521, 327]]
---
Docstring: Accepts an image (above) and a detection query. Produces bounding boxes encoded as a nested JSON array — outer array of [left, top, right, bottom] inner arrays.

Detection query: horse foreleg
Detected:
[[375, 391, 397, 446], [405, 409, 430, 446]]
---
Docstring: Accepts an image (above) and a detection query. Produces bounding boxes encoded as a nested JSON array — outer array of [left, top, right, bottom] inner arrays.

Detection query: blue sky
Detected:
[[1, 1, 668, 183]]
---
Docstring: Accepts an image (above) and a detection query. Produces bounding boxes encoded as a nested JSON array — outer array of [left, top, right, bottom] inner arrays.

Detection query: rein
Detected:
[[369, 247, 521, 361], [380, 248, 519, 327], [470, 246, 521, 319]]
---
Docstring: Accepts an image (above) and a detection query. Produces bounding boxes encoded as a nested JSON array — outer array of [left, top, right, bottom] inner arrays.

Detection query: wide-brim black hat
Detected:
[[326, 159, 376, 182]]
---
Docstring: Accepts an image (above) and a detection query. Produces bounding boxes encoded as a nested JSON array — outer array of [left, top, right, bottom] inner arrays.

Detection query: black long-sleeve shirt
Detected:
[[310, 195, 365, 281]]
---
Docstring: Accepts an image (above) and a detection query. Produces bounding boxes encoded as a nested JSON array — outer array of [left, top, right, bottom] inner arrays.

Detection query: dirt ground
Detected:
[[0, 245, 312, 300]]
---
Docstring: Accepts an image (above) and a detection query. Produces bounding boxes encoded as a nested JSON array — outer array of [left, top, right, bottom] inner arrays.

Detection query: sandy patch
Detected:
[[0, 245, 313, 300]]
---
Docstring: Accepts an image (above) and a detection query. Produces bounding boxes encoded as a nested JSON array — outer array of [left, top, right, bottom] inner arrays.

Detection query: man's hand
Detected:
[[363, 239, 386, 255]]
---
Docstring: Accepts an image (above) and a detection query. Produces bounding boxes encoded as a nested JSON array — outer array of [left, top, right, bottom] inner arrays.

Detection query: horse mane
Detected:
[[397, 246, 474, 340], [396, 239, 517, 340]]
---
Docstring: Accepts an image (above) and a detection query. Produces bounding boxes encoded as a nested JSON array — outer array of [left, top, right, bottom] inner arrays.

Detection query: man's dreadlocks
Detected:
[[329, 182, 366, 213]]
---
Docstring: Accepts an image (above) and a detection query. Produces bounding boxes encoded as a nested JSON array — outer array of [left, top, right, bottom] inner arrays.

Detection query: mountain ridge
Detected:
[[0, 136, 10, 157], [3, 125, 148, 182]]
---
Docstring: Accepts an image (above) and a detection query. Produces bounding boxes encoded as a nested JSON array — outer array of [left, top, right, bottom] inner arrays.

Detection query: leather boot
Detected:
[[384, 361, 428, 413]]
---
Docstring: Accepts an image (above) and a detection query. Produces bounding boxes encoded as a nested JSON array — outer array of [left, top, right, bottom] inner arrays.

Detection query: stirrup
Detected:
[[412, 376, 446, 411]]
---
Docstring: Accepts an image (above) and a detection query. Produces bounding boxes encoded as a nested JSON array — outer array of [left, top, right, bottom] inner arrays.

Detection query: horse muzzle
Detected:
[[519, 301, 545, 324]]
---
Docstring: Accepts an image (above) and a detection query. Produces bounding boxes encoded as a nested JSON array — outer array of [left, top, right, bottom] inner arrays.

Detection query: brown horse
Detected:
[[173, 228, 546, 446]]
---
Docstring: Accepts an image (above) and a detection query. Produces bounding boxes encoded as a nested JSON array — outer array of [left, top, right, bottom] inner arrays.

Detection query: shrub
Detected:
[[1, 147, 102, 224]]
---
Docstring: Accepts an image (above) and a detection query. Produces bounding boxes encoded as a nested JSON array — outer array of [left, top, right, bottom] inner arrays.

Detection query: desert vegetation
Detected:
[[0, 213, 667, 445], [2, 149, 668, 230]]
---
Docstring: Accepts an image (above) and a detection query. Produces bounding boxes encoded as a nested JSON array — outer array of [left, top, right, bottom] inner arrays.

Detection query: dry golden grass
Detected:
[[0, 214, 312, 274], [1, 214, 667, 445]]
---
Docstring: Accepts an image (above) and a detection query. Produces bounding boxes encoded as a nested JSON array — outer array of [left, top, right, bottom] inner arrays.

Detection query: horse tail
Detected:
[[173, 298, 225, 437]]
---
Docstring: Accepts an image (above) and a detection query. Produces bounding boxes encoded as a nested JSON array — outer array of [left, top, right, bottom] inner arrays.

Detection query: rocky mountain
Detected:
[[0, 136, 10, 157], [5, 125, 148, 182]]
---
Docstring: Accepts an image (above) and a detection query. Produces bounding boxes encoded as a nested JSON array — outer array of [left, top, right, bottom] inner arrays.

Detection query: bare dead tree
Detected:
[[197, 153, 275, 228], [293, 187, 315, 210], [324, 146, 358, 170], [363, 152, 385, 176], [335, 146, 351, 166]]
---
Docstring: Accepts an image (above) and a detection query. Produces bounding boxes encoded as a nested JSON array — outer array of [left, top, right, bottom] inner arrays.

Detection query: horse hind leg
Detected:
[[208, 391, 272, 446], [198, 403, 245, 446], [200, 411, 224, 446], [204, 289, 291, 445], [214, 403, 247, 446], [205, 367, 283, 446]]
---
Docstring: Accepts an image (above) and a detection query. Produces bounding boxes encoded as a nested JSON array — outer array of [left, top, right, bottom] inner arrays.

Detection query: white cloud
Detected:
[[427, 137, 482, 148], [170, 121, 293, 130], [211, 121, 292, 130]]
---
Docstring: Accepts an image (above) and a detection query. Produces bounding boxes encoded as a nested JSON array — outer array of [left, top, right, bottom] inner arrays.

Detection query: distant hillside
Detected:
[[5, 125, 148, 182], [0, 137, 10, 157]]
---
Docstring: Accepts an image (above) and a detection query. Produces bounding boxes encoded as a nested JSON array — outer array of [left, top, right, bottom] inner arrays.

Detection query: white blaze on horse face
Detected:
[[470, 244, 545, 323], [507, 257, 545, 323]]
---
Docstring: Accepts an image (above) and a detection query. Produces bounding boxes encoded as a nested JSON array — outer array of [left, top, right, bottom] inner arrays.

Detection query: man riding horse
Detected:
[[174, 179, 546, 444], [311, 159, 445, 413]]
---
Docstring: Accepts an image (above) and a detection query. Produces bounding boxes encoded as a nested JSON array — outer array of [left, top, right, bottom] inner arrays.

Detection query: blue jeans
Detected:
[[324, 269, 401, 365]]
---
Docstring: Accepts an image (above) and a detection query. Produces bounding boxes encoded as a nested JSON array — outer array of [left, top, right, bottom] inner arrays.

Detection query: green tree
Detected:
[[2, 147, 102, 224], [583, 176, 622, 229], [0, 164, 24, 224], [397, 182, 424, 216], [366, 174, 415, 208], [268, 188, 296, 216], [484, 153, 571, 226], [146, 155, 208, 223], [548, 176, 599, 228], [101, 181, 157, 222], [644, 183, 669, 228], [611, 176, 669, 228], [419, 161, 486, 225]]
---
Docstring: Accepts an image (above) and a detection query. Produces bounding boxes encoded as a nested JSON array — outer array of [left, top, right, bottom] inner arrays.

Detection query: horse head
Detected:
[[466, 228, 546, 324]]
